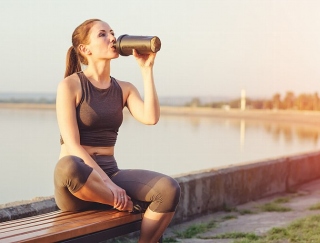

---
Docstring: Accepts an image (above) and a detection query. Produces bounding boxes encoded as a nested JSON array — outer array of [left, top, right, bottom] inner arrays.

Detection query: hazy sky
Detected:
[[1, 0, 320, 99]]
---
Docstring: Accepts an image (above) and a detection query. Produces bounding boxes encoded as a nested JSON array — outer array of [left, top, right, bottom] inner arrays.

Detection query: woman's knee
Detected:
[[164, 177, 181, 209], [151, 176, 181, 213], [54, 155, 93, 192]]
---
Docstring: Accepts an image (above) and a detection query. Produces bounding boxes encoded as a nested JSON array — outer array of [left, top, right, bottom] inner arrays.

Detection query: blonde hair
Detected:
[[64, 19, 101, 78]]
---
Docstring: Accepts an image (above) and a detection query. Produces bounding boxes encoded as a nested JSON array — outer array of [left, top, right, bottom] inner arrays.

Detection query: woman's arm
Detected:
[[124, 50, 160, 125]]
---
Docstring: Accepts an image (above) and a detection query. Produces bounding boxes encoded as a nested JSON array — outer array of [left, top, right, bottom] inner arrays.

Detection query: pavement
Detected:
[[163, 178, 320, 243]]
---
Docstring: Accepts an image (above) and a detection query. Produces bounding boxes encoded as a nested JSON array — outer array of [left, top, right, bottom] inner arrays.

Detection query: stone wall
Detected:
[[172, 150, 320, 224]]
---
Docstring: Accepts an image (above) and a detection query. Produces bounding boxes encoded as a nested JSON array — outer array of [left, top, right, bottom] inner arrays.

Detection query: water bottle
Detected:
[[113, 34, 161, 56]]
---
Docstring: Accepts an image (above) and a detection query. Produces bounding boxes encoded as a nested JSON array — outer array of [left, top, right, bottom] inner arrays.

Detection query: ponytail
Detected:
[[64, 46, 81, 78], [65, 19, 101, 78]]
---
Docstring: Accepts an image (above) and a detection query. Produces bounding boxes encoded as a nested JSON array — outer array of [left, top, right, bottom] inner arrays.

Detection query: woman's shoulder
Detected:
[[57, 73, 82, 104], [58, 73, 81, 91], [114, 78, 135, 91]]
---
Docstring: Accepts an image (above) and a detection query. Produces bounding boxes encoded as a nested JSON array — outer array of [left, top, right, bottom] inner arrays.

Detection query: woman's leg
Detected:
[[54, 155, 127, 211], [140, 210, 175, 243], [54, 155, 95, 211], [72, 169, 114, 205], [111, 169, 181, 243]]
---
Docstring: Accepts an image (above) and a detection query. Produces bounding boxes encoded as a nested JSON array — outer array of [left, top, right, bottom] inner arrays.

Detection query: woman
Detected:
[[54, 19, 181, 242]]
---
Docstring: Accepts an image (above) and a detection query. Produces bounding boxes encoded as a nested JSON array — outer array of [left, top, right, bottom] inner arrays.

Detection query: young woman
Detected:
[[53, 19, 181, 242]]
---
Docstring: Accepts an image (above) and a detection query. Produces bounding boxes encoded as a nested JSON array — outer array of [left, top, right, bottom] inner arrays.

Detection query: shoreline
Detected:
[[0, 103, 55, 110], [2, 102, 320, 125]]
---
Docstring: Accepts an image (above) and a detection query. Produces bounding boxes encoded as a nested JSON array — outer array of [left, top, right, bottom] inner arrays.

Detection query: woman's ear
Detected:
[[78, 44, 91, 55]]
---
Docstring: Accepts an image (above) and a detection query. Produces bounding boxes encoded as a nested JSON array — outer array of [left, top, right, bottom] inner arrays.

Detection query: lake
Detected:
[[1, 107, 320, 205]]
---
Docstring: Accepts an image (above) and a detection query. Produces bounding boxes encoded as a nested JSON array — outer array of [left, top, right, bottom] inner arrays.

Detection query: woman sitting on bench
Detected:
[[53, 19, 180, 243]]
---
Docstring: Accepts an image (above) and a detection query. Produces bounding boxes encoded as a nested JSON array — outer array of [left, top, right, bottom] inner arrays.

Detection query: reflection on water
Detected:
[[236, 119, 320, 146], [181, 114, 320, 147], [263, 122, 320, 144], [1, 108, 320, 205], [240, 120, 245, 150]]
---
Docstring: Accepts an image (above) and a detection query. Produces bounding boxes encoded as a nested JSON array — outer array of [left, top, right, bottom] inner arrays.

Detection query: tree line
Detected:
[[188, 91, 320, 111]]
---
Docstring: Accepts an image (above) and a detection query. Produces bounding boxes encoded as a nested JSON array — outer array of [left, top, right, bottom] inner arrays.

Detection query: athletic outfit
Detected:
[[54, 72, 180, 213]]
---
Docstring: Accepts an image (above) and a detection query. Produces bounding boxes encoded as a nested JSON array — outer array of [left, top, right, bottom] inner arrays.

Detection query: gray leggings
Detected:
[[54, 155, 181, 213]]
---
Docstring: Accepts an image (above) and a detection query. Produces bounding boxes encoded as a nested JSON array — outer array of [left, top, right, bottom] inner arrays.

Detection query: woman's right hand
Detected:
[[106, 182, 131, 211]]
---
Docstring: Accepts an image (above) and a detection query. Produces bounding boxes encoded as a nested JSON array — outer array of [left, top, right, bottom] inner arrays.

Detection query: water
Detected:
[[1, 108, 320, 205]]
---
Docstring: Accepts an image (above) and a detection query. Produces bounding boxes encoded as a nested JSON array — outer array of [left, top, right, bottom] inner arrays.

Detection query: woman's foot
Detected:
[[130, 199, 150, 213]]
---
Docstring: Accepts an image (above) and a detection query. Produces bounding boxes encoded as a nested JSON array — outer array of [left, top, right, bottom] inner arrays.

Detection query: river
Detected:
[[1, 107, 320, 205]]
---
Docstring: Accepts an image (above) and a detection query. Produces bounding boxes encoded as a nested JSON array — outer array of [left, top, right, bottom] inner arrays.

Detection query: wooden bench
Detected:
[[0, 209, 163, 242]]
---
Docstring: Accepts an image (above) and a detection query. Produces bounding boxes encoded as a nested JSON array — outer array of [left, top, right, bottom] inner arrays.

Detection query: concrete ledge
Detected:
[[172, 150, 320, 224], [0, 198, 58, 222], [1, 151, 320, 224]]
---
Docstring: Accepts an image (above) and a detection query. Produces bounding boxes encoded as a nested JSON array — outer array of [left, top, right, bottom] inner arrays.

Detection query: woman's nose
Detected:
[[109, 34, 116, 43]]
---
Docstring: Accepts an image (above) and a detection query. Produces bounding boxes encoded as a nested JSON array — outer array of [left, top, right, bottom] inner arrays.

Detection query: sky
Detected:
[[1, 0, 320, 100]]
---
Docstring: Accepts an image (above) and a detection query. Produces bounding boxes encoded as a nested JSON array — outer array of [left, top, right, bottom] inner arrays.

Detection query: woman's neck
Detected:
[[84, 60, 111, 85]]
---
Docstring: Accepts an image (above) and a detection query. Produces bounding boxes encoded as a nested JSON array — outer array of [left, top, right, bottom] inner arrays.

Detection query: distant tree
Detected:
[[184, 90, 320, 111], [246, 98, 264, 109], [229, 99, 241, 108], [283, 91, 295, 109], [296, 93, 309, 110], [272, 93, 281, 109], [263, 100, 273, 109], [312, 92, 320, 110]]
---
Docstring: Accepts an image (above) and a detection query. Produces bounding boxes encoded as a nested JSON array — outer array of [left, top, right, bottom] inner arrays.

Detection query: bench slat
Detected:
[[0, 211, 62, 226], [0, 210, 107, 233], [0, 211, 76, 230], [62, 221, 142, 243], [0, 210, 142, 243]]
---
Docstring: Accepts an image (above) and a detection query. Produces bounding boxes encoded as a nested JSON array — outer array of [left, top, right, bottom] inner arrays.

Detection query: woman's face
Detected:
[[85, 21, 119, 61]]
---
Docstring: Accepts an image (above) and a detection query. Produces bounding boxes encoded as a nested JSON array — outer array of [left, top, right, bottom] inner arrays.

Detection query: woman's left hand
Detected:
[[132, 49, 156, 68], [106, 182, 131, 211]]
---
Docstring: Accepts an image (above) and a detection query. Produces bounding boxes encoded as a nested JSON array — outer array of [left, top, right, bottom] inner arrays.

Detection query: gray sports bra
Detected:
[[60, 71, 124, 146]]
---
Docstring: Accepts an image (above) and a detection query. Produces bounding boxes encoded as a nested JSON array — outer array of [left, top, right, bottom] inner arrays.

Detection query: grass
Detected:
[[309, 202, 320, 210], [163, 237, 179, 242], [175, 224, 208, 238], [164, 195, 318, 242], [222, 214, 238, 220], [200, 232, 260, 240], [238, 209, 255, 215], [166, 196, 292, 241], [197, 214, 320, 243], [174, 220, 216, 238], [273, 197, 291, 204], [258, 196, 292, 212], [259, 202, 291, 212], [257, 197, 292, 213], [232, 214, 320, 243]]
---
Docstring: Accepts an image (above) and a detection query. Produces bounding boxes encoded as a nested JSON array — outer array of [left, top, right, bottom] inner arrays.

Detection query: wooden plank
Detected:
[[0, 211, 71, 231], [62, 221, 142, 243], [0, 210, 129, 237], [0, 211, 142, 243], [4, 214, 142, 243], [0, 210, 109, 233], [0, 211, 62, 226]]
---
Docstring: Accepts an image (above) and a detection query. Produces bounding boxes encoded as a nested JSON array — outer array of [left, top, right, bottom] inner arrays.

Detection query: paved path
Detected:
[[164, 178, 320, 242]]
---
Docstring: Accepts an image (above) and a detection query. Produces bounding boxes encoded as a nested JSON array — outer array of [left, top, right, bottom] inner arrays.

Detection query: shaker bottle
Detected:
[[113, 34, 161, 56]]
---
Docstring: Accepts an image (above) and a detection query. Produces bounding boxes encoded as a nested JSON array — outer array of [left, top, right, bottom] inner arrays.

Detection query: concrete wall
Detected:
[[1, 151, 320, 224], [172, 150, 320, 225]]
